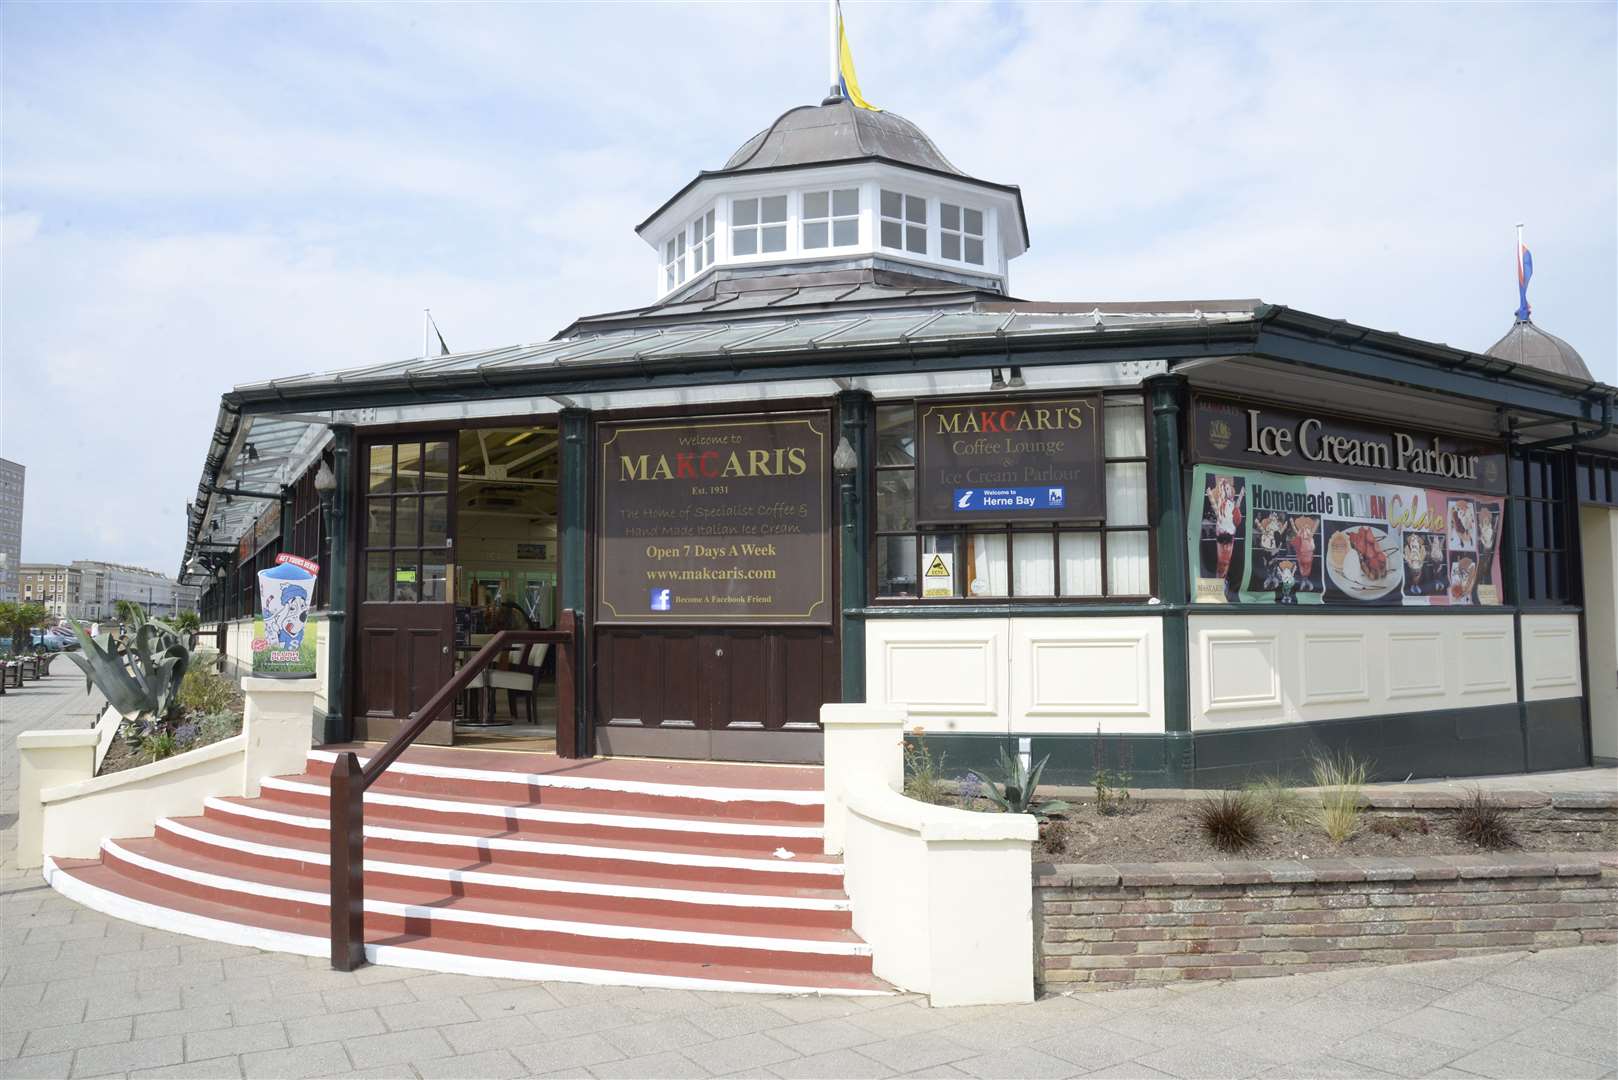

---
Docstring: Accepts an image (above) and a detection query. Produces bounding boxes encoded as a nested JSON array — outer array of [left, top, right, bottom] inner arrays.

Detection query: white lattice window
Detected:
[[940, 203, 984, 265], [879, 190, 927, 255], [732, 195, 787, 256], [663, 232, 687, 290], [803, 189, 859, 250], [690, 210, 715, 273]]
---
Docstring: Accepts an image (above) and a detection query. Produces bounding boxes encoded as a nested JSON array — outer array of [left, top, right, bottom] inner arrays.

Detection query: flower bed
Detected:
[[98, 668, 245, 776]]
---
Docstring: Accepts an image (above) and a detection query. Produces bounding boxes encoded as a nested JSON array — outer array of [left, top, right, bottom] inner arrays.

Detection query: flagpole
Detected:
[[829, 0, 839, 99]]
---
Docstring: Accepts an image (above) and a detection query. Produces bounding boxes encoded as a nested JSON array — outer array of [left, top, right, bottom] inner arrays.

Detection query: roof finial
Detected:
[[1515, 223, 1532, 324]]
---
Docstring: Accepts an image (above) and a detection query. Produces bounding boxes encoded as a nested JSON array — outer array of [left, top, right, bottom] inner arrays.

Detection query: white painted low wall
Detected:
[[16, 678, 317, 867], [821, 703, 1037, 1008]]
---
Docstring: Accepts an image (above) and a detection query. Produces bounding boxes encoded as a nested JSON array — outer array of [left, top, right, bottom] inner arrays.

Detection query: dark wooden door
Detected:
[[593, 626, 836, 762], [355, 435, 457, 743]]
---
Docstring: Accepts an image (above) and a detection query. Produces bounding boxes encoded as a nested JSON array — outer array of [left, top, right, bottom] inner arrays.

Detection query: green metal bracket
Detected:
[[1150, 377, 1191, 738], [323, 426, 354, 745], [559, 409, 591, 755], [836, 391, 873, 703]]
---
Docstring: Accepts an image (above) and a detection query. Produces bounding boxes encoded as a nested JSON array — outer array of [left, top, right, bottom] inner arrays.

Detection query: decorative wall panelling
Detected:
[[1189, 614, 1519, 730], [864, 617, 1165, 735]]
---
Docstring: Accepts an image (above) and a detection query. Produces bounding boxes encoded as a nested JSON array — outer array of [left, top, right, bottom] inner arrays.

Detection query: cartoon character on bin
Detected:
[[264, 583, 310, 649]]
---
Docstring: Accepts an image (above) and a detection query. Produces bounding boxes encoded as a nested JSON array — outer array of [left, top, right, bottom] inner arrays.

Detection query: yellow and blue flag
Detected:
[[837, 1, 880, 112]]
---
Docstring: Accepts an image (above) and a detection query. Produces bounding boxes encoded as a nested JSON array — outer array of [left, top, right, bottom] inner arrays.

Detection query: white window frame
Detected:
[[689, 209, 715, 274], [662, 232, 687, 291], [940, 202, 985, 266], [801, 187, 860, 251], [879, 189, 928, 256], [730, 194, 789, 258]]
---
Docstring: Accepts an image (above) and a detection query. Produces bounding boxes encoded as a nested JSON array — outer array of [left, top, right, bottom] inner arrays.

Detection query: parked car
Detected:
[[32, 627, 79, 652]]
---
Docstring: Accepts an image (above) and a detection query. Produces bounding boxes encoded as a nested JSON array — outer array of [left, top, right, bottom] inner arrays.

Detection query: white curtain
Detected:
[[1108, 531, 1152, 595], [1012, 533, 1054, 596], [969, 533, 1009, 596], [1059, 532, 1102, 596]]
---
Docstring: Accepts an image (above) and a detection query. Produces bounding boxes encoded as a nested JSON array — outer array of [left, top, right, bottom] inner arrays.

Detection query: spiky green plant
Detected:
[[982, 748, 1070, 820], [64, 603, 192, 720], [1312, 750, 1369, 843]]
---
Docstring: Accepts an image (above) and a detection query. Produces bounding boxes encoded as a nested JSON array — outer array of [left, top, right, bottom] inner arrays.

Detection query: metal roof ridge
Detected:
[[722, 321, 798, 353], [637, 325, 734, 357], [808, 316, 870, 347]]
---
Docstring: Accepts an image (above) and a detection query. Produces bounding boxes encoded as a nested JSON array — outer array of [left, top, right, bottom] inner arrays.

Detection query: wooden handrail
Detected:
[[329, 608, 580, 970]]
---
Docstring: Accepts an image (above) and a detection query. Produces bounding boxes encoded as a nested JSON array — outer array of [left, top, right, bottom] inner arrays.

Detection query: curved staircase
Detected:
[[43, 744, 888, 995]]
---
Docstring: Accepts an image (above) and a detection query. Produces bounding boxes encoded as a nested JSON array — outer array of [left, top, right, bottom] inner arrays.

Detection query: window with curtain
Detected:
[[874, 396, 1152, 599]]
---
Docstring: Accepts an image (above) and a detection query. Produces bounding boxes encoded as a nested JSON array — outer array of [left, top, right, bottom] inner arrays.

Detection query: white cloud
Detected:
[[1, 0, 1612, 577]]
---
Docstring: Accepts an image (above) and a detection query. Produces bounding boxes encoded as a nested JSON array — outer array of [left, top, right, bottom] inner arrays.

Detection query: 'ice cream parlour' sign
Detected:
[[253, 553, 319, 678]]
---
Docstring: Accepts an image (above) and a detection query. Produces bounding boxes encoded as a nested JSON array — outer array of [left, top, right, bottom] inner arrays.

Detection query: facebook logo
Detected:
[[649, 588, 672, 612]]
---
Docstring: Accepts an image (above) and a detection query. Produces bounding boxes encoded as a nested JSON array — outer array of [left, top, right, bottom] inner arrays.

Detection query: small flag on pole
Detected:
[[1515, 226, 1533, 323], [836, 1, 879, 112]]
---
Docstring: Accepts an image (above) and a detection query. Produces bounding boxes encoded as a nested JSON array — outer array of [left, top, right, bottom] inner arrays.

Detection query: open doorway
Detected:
[[452, 424, 560, 750]]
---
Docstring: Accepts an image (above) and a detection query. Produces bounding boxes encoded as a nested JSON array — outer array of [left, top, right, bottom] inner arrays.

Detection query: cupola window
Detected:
[[940, 203, 984, 265], [880, 190, 927, 255], [803, 188, 860, 250], [732, 195, 788, 256], [689, 210, 715, 274], [663, 233, 687, 290]]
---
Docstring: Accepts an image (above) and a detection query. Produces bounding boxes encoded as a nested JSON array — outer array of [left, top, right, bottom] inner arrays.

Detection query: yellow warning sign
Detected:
[[922, 552, 954, 597]]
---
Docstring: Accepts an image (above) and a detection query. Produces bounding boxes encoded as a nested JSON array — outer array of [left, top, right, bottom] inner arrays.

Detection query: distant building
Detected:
[[19, 560, 198, 620], [0, 458, 23, 603]]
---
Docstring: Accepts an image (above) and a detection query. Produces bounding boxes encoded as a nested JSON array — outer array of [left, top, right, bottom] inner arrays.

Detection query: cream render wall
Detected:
[[1188, 613, 1518, 730], [1520, 613, 1584, 703], [863, 616, 1165, 735], [1581, 507, 1618, 761]]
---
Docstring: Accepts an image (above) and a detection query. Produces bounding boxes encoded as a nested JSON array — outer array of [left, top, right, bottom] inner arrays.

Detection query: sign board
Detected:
[[596, 413, 832, 624], [922, 552, 955, 598], [252, 553, 318, 677], [1192, 397, 1508, 496], [1189, 463, 1505, 607], [916, 397, 1104, 524]]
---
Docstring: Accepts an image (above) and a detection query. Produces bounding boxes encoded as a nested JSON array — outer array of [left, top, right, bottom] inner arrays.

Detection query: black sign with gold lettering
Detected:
[[596, 413, 831, 625], [916, 397, 1104, 525], [1192, 397, 1508, 496]]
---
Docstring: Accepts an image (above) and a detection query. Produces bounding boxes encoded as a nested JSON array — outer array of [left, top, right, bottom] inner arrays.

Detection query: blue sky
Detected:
[[3, 1, 1614, 576]]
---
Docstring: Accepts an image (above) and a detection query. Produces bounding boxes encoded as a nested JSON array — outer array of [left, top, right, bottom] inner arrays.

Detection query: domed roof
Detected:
[[721, 98, 963, 176], [1485, 319, 1593, 381]]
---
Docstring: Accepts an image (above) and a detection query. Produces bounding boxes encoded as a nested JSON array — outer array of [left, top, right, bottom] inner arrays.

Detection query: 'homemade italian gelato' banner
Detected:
[[1190, 464, 1504, 606]]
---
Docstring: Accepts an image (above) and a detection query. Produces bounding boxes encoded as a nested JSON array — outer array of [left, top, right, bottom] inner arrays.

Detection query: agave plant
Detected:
[[64, 603, 192, 720], [981, 747, 1070, 820]]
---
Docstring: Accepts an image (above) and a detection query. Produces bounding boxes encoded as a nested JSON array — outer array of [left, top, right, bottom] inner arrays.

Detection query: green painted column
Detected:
[[1149, 378, 1194, 783], [836, 391, 873, 703], [323, 425, 354, 745], [559, 409, 591, 754], [1503, 439, 1530, 770]]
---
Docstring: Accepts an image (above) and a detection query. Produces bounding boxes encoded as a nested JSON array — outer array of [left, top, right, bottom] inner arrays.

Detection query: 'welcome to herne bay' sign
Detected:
[[916, 396, 1104, 524], [596, 413, 832, 625]]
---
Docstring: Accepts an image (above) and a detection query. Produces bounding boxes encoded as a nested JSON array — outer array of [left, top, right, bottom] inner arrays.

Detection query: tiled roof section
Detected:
[[1486, 320, 1593, 381], [722, 100, 962, 175]]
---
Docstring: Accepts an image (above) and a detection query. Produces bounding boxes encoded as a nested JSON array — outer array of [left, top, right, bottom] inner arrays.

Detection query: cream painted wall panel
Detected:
[[1458, 629, 1515, 696], [1190, 613, 1516, 730], [1581, 507, 1618, 760], [1521, 613, 1583, 702], [1386, 632, 1445, 701], [1009, 617, 1164, 734], [866, 619, 1008, 733], [1203, 632, 1282, 714], [1300, 633, 1370, 706]]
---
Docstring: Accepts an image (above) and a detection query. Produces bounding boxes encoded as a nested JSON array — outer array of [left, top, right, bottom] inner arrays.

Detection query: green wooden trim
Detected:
[[323, 426, 354, 745], [1150, 377, 1190, 735], [837, 391, 873, 702], [559, 409, 591, 753]]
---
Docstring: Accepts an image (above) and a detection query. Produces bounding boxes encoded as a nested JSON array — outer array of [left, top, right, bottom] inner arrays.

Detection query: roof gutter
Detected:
[[1518, 390, 1616, 450]]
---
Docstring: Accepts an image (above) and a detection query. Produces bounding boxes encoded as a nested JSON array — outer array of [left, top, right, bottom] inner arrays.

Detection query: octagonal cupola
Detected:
[[637, 93, 1029, 303]]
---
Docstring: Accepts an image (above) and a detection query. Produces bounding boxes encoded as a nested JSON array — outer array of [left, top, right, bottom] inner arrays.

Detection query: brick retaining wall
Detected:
[[1035, 852, 1618, 989]]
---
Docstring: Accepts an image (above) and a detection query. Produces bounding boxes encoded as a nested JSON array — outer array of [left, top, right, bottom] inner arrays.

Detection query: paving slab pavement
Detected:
[[6, 670, 1616, 1078]]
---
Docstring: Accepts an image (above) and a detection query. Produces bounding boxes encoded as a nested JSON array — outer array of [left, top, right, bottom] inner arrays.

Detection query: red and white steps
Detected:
[[43, 744, 888, 995]]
